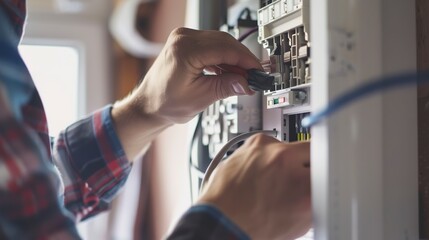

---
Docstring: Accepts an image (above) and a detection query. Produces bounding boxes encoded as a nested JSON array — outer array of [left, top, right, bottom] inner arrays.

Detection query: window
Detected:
[[19, 44, 80, 136], [21, 9, 115, 237]]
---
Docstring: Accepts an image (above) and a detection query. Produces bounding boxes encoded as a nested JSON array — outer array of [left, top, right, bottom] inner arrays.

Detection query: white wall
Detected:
[[23, 14, 113, 117]]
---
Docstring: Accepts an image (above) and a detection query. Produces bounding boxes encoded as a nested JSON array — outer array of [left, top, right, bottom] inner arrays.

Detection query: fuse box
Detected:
[[190, 1, 313, 238]]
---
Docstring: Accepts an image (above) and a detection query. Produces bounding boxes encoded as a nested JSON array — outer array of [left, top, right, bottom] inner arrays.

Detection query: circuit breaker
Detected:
[[258, 0, 311, 143]]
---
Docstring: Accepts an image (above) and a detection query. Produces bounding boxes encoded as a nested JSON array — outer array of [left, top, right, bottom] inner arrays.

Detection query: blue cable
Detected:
[[301, 71, 429, 128]]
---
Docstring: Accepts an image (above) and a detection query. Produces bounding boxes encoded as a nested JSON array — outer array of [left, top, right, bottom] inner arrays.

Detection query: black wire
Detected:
[[237, 27, 258, 42], [188, 112, 204, 202], [237, 8, 252, 21]]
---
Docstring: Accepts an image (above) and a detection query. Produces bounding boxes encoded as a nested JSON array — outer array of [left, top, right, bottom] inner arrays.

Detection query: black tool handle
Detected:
[[247, 69, 274, 91]]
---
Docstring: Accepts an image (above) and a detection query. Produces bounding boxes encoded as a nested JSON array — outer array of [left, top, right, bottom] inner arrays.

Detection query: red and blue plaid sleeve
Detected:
[[0, 87, 81, 239], [167, 205, 250, 240], [0, 1, 82, 238], [0, 0, 132, 237], [52, 105, 132, 221]]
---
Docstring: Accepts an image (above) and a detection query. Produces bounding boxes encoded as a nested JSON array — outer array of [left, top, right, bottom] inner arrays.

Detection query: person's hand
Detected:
[[112, 28, 262, 160], [118, 27, 261, 124], [198, 134, 311, 240]]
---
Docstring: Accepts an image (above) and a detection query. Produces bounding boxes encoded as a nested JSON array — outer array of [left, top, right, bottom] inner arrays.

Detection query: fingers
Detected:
[[195, 72, 254, 104], [200, 160, 225, 195], [288, 141, 311, 164], [241, 135, 310, 173], [197, 29, 261, 70], [241, 134, 310, 164], [196, 130, 312, 240], [282, 141, 311, 170], [243, 133, 280, 147], [168, 27, 263, 72]]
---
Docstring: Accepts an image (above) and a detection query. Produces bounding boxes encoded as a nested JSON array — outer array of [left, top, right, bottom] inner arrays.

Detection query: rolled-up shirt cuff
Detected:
[[54, 105, 132, 220]]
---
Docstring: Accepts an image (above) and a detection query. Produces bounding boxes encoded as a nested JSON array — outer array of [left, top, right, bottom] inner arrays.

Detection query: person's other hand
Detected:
[[118, 27, 261, 124], [198, 134, 311, 240]]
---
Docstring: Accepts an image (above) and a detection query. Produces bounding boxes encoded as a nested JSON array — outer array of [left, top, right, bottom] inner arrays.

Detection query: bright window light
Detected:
[[19, 44, 80, 136]]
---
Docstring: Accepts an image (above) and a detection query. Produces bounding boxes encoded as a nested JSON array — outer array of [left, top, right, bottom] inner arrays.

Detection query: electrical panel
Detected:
[[189, 1, 419, 239], [201, 95, 262, 159], [189, 1, 314, 238], [191, 4, 313, 239], [191, 0, 311, 185], [258, 0, 311, 144]]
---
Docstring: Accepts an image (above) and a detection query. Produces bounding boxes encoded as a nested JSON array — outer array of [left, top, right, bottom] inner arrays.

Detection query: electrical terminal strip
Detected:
[[257, 0, 309, 42], [258, 0, 311, 103], [282, 112, 310, 142]]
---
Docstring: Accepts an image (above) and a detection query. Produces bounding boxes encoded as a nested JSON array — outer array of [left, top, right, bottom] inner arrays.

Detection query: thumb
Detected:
[[198, 72, 254, 102]]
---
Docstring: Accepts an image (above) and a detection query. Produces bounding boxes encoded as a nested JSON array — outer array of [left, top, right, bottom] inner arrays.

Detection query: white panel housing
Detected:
[[310, 0, 418, 239]]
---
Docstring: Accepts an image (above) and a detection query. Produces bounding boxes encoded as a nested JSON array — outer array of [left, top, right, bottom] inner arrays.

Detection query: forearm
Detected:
[[111, 95, 173, 161]]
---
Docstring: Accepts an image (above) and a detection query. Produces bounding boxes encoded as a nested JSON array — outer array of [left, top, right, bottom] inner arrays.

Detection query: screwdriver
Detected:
[[216, 64, 274, 91]]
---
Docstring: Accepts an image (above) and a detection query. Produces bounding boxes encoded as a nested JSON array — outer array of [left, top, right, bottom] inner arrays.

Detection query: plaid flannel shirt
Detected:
[[0, 0, 250, 239]]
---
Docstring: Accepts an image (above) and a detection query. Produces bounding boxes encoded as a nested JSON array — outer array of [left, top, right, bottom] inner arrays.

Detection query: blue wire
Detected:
[[301, 71, 429, 128]]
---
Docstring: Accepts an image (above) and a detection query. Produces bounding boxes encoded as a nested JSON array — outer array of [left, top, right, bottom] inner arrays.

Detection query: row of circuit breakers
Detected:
[[190, 0, 312, 204]]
